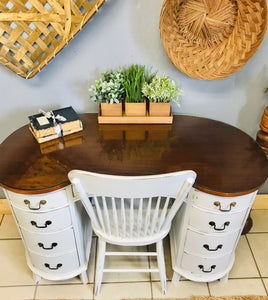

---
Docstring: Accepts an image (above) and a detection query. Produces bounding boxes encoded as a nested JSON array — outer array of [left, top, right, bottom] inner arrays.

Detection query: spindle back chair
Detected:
[[68, 170, 196, 295]]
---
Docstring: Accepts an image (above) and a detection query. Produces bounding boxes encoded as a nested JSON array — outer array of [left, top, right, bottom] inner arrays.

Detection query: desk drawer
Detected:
[[181, 252, 231, 275], [184, 229, 238, 257], [12, 206, 72, 233], [29, 249, 80, 275], [7, 189, 69, 212], [189, 205, 247, 234], [21, 227, 76, 254], [191, 189, 254, 213]]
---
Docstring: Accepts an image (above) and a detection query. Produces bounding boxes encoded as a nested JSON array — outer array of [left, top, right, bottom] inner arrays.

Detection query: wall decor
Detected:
[[0, 0, 107, 79], [159, 0, 267, 80]]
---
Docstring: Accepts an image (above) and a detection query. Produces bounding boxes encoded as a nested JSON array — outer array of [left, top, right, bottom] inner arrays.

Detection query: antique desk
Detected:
[[0, 114, 267, 284]]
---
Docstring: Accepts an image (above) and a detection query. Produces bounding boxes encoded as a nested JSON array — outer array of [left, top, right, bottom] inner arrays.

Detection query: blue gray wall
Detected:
[[0, 0, 267, 194]]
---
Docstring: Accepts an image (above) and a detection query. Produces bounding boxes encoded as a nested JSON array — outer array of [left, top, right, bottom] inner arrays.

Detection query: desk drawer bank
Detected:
[[170, 188, 257, 283], [3, 186, 91, 283]]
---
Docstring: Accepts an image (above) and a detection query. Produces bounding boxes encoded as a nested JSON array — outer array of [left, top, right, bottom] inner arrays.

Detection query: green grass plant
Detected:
[[122, 64, 146, 103]]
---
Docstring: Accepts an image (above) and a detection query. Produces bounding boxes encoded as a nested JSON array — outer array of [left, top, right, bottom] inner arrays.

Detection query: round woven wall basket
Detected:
[[159, 0, 268, 80]]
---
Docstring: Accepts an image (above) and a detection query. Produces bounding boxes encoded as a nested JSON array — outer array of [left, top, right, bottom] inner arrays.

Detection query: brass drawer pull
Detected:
[[213, 201, 236, 212], [31, 220, 52, 228], [38, 242, 58, 250], [209, 221, 230, 231], [24, 199, 46, 210], [44, 263, 62, 270], [203, 244, 223, 251], [198, 264, 216, 273]]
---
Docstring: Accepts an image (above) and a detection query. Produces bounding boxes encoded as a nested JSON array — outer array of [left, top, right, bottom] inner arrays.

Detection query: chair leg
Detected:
[[172, 271, 181, 285], [95, 238, 106, 296], [156, 240, 167, 294], [79, 270, 88, 284]]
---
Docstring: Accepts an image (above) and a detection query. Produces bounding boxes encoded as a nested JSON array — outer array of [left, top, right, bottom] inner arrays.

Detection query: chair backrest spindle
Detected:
[[68, 170, 196, 243], [150, 196, 161, 235], [129, 198, 134, 238], [157, 197, 170, 231], [137, 198, 143, 238], [102, 196, 111, 235], [144, 197, 152, 236], [121, 198, 126, 238], [111, 197, 119, 237], [93, 195, 105, 233]]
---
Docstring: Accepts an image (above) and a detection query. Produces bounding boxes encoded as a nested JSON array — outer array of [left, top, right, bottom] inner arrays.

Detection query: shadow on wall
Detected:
[[237, 66, 268, 139]]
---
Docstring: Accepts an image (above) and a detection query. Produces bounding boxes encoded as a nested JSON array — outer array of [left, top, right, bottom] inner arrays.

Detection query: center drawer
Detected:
[[12, 206, 72, 233], [21, 227, 77, 254]]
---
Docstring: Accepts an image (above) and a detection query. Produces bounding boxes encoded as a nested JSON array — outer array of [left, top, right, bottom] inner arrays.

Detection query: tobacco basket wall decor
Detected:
[[159, 0, 267, 80], [0, 0, 107, 79]]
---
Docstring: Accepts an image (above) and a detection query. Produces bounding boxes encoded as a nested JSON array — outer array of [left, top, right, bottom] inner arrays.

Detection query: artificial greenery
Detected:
[[122, 64, 146, 103], [142, 75, 184, 107], [144, 66, 157, 85], [88, 66, 184, 107], [89, 69, 125, 104]]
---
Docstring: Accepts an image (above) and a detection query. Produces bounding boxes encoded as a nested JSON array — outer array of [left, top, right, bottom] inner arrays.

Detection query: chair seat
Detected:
[[95, 227, 170, 246]]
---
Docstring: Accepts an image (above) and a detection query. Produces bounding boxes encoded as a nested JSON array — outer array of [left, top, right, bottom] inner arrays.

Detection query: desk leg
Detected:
[[172, 272, 181, 285], [242, 211, 253, 235], [33, 273, 41, 283]]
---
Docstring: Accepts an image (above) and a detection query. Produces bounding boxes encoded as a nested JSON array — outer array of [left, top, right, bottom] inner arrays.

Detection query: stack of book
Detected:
[[29, 106, 83, 143]]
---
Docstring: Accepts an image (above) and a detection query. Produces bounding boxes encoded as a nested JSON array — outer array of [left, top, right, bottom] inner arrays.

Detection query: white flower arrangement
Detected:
[[142, 75, 184, 107]]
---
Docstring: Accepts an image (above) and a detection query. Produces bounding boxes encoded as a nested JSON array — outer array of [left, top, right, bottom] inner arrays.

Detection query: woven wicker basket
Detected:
[[0, 0, 106, 79], [159, 0, 267, 80]]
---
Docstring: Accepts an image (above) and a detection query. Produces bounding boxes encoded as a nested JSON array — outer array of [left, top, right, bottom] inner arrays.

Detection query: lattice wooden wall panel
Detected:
[[0, 0, 107, 79]]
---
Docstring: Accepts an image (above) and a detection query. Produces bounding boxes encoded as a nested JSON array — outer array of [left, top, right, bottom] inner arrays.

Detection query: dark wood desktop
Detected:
[[0, 114, 266, 198]]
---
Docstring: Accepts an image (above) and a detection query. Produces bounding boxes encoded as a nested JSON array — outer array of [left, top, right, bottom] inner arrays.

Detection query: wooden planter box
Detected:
[[98, 100, 173, 124], [98, 109, 173, 124], [125, 102, 146, 116], [149, 102, 171, 116], [101, 103, 122, 116]]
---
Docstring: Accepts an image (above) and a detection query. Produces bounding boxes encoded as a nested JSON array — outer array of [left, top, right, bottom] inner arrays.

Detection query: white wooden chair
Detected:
[[68, 170, 196, 295]]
